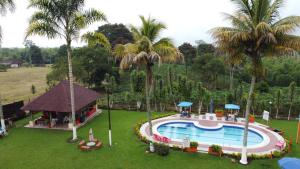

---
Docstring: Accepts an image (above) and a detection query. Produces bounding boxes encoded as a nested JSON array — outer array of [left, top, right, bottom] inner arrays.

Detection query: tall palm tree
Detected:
[[210, 0, 300, 164], [26, 0, 106, 140], [0, 0, 15, 44], [0, 0, 14, 134], [114, 16, 183, 150]]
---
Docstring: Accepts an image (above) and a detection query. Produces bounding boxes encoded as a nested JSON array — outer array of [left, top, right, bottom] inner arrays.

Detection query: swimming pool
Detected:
[[157, 122, 264, 147]]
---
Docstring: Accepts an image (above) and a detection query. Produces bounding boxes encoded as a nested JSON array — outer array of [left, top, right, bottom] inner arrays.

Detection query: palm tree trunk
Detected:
[[276, 106, 279, 119], [229, 66, 234, 91], [240, 75, 256, 164], [66, 39, 77, 140], [146, 65, 154, 152], [198, 99, 203, 115], [288, 104, 292, 120], [145, 65, 153, 136]]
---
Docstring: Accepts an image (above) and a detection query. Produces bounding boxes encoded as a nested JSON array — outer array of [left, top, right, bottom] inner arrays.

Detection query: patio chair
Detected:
[[78, 140, 86, 148]]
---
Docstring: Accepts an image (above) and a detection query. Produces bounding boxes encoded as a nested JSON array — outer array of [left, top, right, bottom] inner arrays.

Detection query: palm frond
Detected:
[[25, 21, 60, 39], [0, 0, 15, 15], [273, 16, 300, 34]]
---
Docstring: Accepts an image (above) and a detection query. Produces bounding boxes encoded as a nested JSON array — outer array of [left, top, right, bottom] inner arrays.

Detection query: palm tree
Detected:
[[26, 0, 106, 141], [288, 81, 296, 120], [210, 0, 300, 164], [0, 0, 15, 44], [114, 16, 183, 150]]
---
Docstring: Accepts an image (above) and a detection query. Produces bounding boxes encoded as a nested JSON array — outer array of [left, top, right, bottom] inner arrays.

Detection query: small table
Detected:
[[86, 142, 96, 147]]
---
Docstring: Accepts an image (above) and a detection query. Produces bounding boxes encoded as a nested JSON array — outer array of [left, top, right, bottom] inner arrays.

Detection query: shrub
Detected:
[[0, 65, 8, 72], [190, 142, 198, 148], [210, 145, 222, 152], [154, 143, 170, 156], [272, 151, 282, 158], [255, 81, 269, 93]]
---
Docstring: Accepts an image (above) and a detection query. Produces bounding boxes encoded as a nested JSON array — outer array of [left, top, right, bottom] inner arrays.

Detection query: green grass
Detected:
[[0, 110, 299, 169]]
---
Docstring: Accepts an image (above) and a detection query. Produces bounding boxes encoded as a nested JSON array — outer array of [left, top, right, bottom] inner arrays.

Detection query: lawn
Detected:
[[0, 67, 50, 104], [0, 110, 299, 169]]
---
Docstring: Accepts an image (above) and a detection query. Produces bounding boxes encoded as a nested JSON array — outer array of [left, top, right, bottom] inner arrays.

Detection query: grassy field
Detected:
[[0, 67, 50, 104], [0, 110, 299, 169]]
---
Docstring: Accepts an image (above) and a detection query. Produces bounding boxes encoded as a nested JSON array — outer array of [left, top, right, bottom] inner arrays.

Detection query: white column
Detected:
[[72, 126, 77, 139], [0, 119, 6, 133], [109, 129, 112, 146]]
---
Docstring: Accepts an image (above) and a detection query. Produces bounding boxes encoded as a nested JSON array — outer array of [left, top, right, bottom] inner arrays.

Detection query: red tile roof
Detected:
[[22, 80, 100, 112]]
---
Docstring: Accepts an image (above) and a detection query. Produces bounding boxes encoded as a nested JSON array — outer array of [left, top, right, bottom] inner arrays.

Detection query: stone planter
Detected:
[[185, 147, 197, 153], [249, 116, 255, 123], [208, 147, 222, 157]]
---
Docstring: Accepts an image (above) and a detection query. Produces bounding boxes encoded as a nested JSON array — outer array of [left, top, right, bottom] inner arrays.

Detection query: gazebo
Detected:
[[225, 104, 240, 112], [224, 104, 240, 121], [177, 101, 193, 117], [22, 80, 100, 130]]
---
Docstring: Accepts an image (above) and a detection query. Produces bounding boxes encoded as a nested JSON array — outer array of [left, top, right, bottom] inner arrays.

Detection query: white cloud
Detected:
[[0, 0, 299, 48]]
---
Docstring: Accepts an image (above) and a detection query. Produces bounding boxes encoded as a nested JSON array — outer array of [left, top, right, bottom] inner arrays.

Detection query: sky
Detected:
[[0, 0, 300, 48]]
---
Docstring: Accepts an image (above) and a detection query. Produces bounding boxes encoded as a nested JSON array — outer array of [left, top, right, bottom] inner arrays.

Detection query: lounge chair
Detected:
[[275, 140, 285, 150], [95, 141, 102, 149], [78, 140, 86, 148]]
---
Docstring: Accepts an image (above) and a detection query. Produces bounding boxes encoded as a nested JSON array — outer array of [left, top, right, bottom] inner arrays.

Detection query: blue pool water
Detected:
[[157, 122, 264, 147]]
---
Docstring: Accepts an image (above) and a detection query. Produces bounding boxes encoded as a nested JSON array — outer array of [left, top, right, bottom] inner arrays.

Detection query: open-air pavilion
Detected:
[[224, 104, 240, 122], [177, 101, 193, 117], [22, 80, 101, 130]]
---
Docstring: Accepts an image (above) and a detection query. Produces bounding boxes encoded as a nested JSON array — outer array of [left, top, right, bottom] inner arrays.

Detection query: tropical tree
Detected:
[[97, 23, 134, 48], [0, 0, 15, 44], [130, 70, 146, 110], [192, 82, 207, 115], [288, 81, 296, 120], [178, 42, 197, 76], [275, 89, 282, 119], [224, 54, 243, 90], [210, 0, 300, 164], [114, 16, 183, 150], [26, 0, 106, 141]]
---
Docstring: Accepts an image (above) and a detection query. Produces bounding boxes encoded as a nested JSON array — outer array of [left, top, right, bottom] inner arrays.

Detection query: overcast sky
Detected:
[[0, 0, 300, 48]]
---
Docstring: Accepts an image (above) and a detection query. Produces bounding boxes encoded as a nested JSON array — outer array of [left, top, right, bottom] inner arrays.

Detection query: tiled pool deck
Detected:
[[140, 114, 286, 155]]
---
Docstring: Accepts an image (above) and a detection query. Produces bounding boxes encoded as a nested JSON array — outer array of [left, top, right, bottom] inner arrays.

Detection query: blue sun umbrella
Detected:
[[278, 158, 300, 169]]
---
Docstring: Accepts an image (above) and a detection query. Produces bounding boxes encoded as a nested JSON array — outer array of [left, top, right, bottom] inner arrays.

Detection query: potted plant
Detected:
[[208, 145, 222, 157], [215, 109, 224, 117], [186, 142, 198, 153], [249, 115, 255, 123]]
